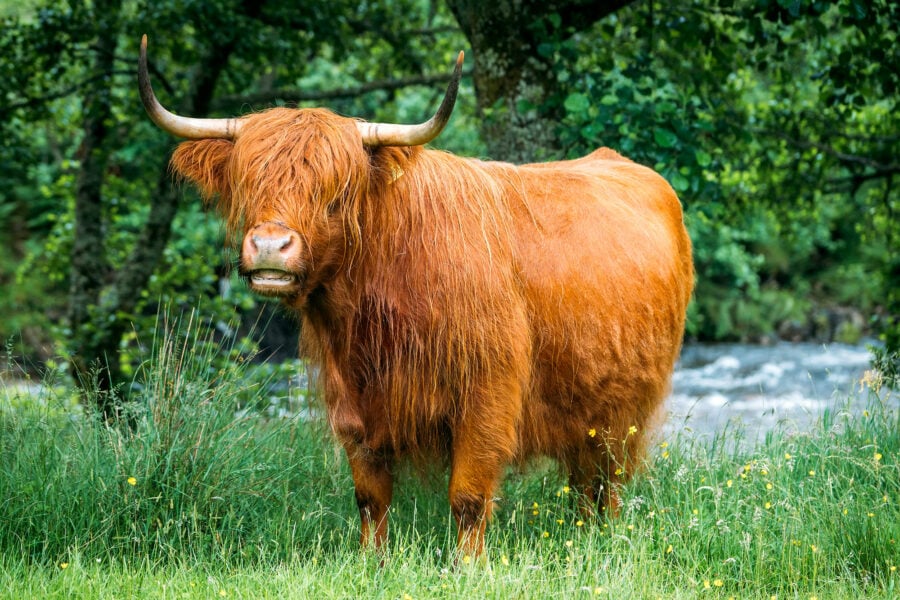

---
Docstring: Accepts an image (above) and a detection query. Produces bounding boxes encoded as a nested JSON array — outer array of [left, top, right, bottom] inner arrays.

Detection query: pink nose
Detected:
[[241, 222, 301, 270]]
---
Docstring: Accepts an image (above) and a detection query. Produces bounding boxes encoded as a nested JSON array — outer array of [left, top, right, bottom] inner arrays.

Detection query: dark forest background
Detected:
[[1, 0, 897, 405]]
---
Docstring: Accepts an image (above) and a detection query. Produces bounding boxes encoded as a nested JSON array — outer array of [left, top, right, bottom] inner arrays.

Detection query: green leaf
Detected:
[[671, 172, 690, 193], [653, 127, 679, 148], [564, 92, 591, 115], [656, 101, 677, 115], [537, 42, 555, 58], [600, 94, 618, 106], [695, 150, 712, 167]]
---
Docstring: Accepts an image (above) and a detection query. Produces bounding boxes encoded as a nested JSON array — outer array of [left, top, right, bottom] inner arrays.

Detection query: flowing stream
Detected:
[[666, 341, 880, 437]]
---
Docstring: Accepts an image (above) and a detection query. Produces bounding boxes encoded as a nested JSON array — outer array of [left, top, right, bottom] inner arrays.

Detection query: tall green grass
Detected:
[[1, 314, 897, 598]]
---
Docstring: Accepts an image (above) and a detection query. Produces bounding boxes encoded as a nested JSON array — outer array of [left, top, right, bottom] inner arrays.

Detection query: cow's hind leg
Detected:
[[567, 467, 622, 520], [566, 439, 626, 520], [346, 447, 394, 550]]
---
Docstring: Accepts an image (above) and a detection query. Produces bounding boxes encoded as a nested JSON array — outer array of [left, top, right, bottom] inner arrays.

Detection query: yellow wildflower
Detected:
[[588, 428, 596, 438], [127, 477, 137, 486], [726, 479, 733, 488], [628, 425, 638, 435], [713, 579, 724, 587], [875, 452, 883, 462], [59, 562, 69, 570], [576, 520, 584, 527], [501, 555, 509, 566]]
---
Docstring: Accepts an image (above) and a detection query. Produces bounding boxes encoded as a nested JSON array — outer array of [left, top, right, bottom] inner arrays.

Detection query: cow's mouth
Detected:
[[247, 269, 300, 293]]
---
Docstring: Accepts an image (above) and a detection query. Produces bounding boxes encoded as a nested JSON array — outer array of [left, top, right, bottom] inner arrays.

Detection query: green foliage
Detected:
[[551, 0, 897, 342], [871, 346, 900, 390]]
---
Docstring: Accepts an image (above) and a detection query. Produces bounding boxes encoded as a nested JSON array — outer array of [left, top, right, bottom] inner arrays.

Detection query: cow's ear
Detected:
[[170, 139, 233, 200]]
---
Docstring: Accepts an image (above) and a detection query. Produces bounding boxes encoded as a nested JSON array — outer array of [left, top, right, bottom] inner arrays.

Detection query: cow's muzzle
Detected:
[[241, 222, 303, 294]]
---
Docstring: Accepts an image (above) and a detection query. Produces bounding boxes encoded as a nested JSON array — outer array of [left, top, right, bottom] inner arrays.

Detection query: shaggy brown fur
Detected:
[[170, 107, 694, 555]]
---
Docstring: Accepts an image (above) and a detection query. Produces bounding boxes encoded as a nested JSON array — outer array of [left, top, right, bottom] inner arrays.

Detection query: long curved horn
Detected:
[[356, 51, 464, 147], [138, 35, 243, 139]]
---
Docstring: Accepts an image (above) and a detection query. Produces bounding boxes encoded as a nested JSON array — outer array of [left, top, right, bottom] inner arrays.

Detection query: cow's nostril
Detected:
[[252, 234, 293, 255]]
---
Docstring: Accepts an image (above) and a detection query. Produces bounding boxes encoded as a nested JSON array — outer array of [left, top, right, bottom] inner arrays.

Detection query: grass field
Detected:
[[1, 319, 897, 599]]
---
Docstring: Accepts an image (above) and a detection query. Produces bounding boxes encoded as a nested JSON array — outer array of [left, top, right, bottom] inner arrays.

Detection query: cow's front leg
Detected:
[[345, 447, 394, 550], [448, 383, 520, 558]]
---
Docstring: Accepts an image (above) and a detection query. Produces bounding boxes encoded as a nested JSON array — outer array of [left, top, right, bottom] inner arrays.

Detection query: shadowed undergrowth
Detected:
[[0, 314, 897, 598]]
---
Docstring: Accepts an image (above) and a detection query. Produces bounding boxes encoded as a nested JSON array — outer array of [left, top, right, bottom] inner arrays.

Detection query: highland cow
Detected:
[[139, 35, 693, 556]]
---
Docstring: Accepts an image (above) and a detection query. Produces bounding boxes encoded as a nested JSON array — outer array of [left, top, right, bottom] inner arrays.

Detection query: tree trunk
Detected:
[[446, 0, 633, 162], [68, 0, 122, 416]]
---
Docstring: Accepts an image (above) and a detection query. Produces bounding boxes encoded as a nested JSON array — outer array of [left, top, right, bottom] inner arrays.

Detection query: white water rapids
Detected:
[[666, 341, 882, 437]]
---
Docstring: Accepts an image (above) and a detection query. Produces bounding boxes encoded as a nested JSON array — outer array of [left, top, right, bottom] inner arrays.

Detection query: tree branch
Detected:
[[783, 134, 898, 173], [0, 70, 133, 117], [0, 61, 179, 117], [210, 68, 473, 112]]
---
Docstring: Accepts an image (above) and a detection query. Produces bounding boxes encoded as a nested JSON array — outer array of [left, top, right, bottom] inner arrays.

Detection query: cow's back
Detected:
[[497, 148, 693, 461]]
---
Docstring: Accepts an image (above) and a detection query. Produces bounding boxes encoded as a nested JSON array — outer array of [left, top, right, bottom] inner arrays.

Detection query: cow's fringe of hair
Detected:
[[171, 109, 368, 255]]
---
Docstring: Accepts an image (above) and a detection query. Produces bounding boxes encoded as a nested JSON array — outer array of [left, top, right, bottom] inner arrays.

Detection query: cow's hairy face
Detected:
[[171, 108, 370, 302]]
